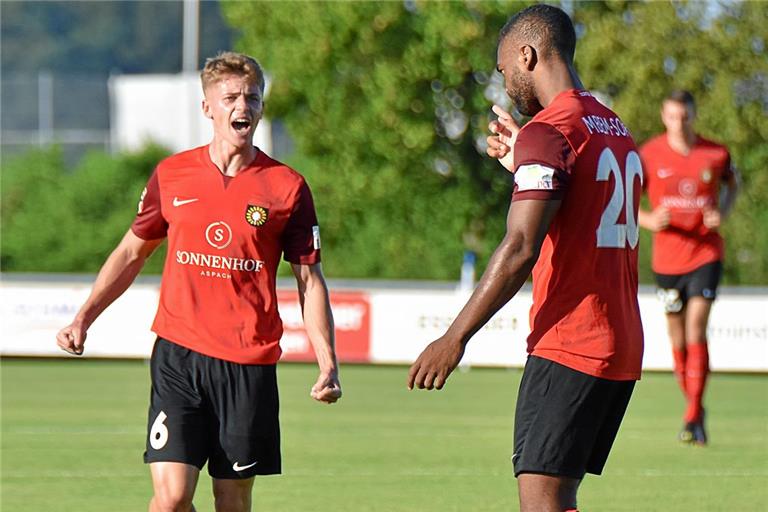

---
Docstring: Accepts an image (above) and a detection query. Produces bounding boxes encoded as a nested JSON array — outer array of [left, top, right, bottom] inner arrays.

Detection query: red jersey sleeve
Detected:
[[511, 122, 575, 201], [282, 180, 321, 265], [131, 169, 168, 240]]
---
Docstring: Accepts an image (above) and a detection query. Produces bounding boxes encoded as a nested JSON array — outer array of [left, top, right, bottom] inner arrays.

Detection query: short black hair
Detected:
[[665, 90, 696, 111], [499, 4, 576, 62]]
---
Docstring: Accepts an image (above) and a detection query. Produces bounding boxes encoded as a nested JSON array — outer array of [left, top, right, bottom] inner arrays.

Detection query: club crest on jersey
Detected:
[[245, 205, 269, 227], [678, 178, 697, 198], [701, 168, 713, 183]]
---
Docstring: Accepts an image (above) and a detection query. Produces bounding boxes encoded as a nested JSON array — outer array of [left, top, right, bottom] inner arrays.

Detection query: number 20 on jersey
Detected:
[[596, 148, 643, 249]]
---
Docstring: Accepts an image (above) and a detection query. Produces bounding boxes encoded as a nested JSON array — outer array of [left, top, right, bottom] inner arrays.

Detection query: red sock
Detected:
[[684, 342, 709, 423], [672, 347, 687, 398]]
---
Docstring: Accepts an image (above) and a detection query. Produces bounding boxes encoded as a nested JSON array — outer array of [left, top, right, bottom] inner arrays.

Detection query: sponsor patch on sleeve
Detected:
[[312, 225, 321, 250], [514, 164, 556, 191]]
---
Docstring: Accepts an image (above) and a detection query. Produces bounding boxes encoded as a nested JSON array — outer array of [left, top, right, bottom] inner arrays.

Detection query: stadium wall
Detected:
[[1, 275, 766, 372]]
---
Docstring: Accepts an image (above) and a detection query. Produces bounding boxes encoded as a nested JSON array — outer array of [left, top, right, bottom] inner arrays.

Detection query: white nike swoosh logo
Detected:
[[657, 169, 674, 179], [232, 461, 258, 471], [173, 197, 199, 207]]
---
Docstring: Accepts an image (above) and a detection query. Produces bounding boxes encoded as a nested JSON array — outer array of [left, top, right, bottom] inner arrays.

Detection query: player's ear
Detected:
[[257, 97, 265, 117], [520, 45, 537, 71], [202, 99, 213, 119]]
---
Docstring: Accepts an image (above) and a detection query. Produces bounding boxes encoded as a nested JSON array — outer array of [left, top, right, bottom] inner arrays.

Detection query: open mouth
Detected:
[[231, 118, 252, 133]]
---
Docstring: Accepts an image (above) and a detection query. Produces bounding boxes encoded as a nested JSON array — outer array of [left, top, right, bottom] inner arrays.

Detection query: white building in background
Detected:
[[109, 72, 272, 154]]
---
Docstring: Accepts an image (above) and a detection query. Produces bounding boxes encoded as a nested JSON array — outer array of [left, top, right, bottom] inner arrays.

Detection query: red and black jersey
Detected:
[[640, 135, 733, 275], [511, 89, 644, 381], [132, 145, 320, 364]]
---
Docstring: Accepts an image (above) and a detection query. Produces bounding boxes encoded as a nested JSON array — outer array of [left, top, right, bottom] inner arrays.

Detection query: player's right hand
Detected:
[[407, 336, 466, 391], [649, 206, 671, 232], [486, 104, 520, 172], [702, 207, 722, 230], [56, 323, 87, 356]]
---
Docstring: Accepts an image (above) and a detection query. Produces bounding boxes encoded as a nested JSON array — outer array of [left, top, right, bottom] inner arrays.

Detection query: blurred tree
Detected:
[[2, 1, 764, 284], [225, 1, 527, 280], [224, 0, 767, 283], [1, 146, 168, 273]]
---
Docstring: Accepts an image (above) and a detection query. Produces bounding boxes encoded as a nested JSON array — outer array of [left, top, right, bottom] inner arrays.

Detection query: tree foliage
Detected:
[[224, 0, 767, 283], [1, 146, 168, 272], [225, 1, 527, 280], [2, 1, 765, 284]]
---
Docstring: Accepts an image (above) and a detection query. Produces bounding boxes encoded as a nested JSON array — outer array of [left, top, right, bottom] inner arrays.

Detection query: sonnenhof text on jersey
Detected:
[[176, 250, 265, 280], [659, 196, 714, 210]]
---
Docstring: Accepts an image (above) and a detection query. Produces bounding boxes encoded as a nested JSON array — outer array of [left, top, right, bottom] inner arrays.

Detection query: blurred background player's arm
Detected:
[[56, 229, 164, 355], [637, 144, 671, 233], [639, 205, 671, 232], [704, 167, 740, 229], [291, 262, 342, 404]]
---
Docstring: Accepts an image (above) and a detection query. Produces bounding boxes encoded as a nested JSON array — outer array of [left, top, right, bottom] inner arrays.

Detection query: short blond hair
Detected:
[[200, 51, 265, 93]]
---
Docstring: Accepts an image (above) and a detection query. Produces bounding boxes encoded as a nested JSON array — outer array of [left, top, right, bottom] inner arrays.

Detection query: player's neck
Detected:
[[666, 131, 696, 156], [537, 64, 584, 108], [208, 140, 258, 177]]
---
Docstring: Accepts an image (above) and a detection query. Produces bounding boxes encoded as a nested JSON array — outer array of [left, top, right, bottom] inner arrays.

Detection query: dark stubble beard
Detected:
[[508, 70, 542, 117]]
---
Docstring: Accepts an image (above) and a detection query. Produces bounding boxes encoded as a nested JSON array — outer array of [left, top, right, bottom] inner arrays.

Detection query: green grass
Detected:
[[1, 360, 766, 511]]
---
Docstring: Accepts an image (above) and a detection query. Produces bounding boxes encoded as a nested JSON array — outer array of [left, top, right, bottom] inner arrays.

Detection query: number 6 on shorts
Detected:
[[150, 410, 169, 450]]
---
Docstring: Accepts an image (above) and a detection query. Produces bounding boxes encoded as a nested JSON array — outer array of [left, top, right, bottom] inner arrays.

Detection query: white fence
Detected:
[[1, 276, 766, 372]]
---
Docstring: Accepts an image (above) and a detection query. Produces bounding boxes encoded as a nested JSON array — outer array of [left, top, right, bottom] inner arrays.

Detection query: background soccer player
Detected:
[[638, 90, 739, 446], [408, 5, 644, 512], [56, 52, 341, 512]]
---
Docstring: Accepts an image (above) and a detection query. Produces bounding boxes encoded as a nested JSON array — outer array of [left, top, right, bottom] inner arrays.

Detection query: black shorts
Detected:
[[143, 338, 281, 478], [513, 356, 635, 479], [654, 261, 723, 313]]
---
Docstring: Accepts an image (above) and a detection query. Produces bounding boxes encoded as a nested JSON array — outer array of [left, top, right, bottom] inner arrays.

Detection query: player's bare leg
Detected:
[[212, 477, 255, 512], [684, 297, 714, 444], [665, 309, 687, 352], [685, 297, 713, 346], [518, 473, 580, 512], [149, 462, 199, 512]]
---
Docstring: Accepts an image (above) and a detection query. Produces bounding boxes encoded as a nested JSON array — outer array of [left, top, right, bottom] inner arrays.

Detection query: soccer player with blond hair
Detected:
[[57, 52, 341, 512]]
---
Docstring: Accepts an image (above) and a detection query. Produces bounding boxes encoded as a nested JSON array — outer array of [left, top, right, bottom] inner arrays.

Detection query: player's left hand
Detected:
[[487, 104, 520, 172], [703, 207, 722, 230], [407, 336, 466, 391], [310, 370, 342, 404], [56, 322, 87, 356]]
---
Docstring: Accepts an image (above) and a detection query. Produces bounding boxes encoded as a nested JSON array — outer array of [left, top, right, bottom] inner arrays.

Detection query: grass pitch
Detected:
[[1, 359, 766, 511]]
